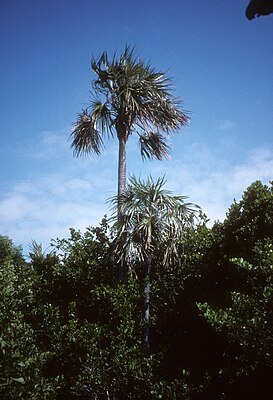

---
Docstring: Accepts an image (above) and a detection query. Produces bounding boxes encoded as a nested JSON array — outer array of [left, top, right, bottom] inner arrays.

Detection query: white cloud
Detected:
[[164, 146, 273, 224], [18, 128, 70, 160], [215, 118, 236, 130], [1, 130, 272, 255], [0, 174, 109, 254], [130, 144, 272, 224]]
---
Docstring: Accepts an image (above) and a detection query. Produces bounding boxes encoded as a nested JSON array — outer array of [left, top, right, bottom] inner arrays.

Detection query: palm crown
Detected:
[[71, 46, 189, 200], [110, 176, 198, 268]]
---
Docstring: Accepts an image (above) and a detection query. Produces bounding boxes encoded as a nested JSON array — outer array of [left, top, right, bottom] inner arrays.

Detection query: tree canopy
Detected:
[[71, 46, 189, 202], [1, 180, 273, 399], [246, 0, 273, 20]]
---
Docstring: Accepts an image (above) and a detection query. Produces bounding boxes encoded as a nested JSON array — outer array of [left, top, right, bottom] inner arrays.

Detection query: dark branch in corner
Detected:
[[246, 0, 273, 20]]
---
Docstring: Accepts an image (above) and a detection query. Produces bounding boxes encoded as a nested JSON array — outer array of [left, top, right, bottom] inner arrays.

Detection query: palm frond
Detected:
[[151, 98, 189, 131], [109, 176, 200, 267], [71, 98, 114, 157], [90, 99, 114, 137], [139, 132, 171, 160], [88, 45, 189, 141], [71, 109, 104, 156]]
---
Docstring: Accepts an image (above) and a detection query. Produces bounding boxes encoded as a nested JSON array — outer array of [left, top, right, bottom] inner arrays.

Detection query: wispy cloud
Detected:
[[163, 146, 273, 224], [130, 143, 273, 224], [215, 118, 236, 130], [1, 126, 272, 254], [17, 128, 70, 160], [0, 177, 107, 253], [0, 128, 118, 252]]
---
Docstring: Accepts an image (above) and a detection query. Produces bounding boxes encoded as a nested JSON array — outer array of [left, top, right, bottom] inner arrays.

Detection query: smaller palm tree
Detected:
[[110, 176, 199, 351]]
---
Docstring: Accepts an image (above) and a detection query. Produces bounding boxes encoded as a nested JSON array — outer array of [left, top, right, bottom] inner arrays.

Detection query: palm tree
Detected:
[[71, 46, 189, 214], [110, 176, 199, 351]]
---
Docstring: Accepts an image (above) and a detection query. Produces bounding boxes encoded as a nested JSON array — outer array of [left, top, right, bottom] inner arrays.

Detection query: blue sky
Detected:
[[0, 0, 272, 253]]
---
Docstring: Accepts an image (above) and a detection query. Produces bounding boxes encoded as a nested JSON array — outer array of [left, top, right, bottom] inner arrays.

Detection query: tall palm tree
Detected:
[[110, 176, 199, 351], [71, 46, 189, 214]]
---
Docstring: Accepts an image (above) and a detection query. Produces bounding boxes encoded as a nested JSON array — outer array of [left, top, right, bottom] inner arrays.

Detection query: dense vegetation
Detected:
[[1, 180, 272, 399]]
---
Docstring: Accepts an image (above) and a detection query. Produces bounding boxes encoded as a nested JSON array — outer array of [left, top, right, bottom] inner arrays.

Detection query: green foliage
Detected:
[[195, 181, 273, 398], [222, 180, 273, 260], [1, 180, 272, 399], [0, 236, 52, 399], [28, 221, 154, 399]]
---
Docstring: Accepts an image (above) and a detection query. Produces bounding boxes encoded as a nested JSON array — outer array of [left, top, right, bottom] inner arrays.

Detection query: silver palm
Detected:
[[71, 46, 189, 212], [110, 176, 199, 351]]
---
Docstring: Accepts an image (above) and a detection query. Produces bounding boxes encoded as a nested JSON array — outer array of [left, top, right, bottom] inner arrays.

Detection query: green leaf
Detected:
[[11, 377, 25, 384]]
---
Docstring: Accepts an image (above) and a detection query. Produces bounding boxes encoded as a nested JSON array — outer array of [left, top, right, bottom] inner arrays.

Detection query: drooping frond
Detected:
[[139, 132, 171, 160], [71, 109, 103, 156], [71, 100, 113, 157]]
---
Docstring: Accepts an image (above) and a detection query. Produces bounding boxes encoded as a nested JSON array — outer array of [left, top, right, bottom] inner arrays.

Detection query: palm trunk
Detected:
[[118, 136, 127, 206], [117, 135, 127, 283], [143, 254, 152, 352]]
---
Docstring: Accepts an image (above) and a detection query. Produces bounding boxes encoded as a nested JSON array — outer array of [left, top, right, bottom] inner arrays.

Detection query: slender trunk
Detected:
[[117, 135, 127, 283], [118, 136, 127, 208], [143, 254, 152, 352]]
